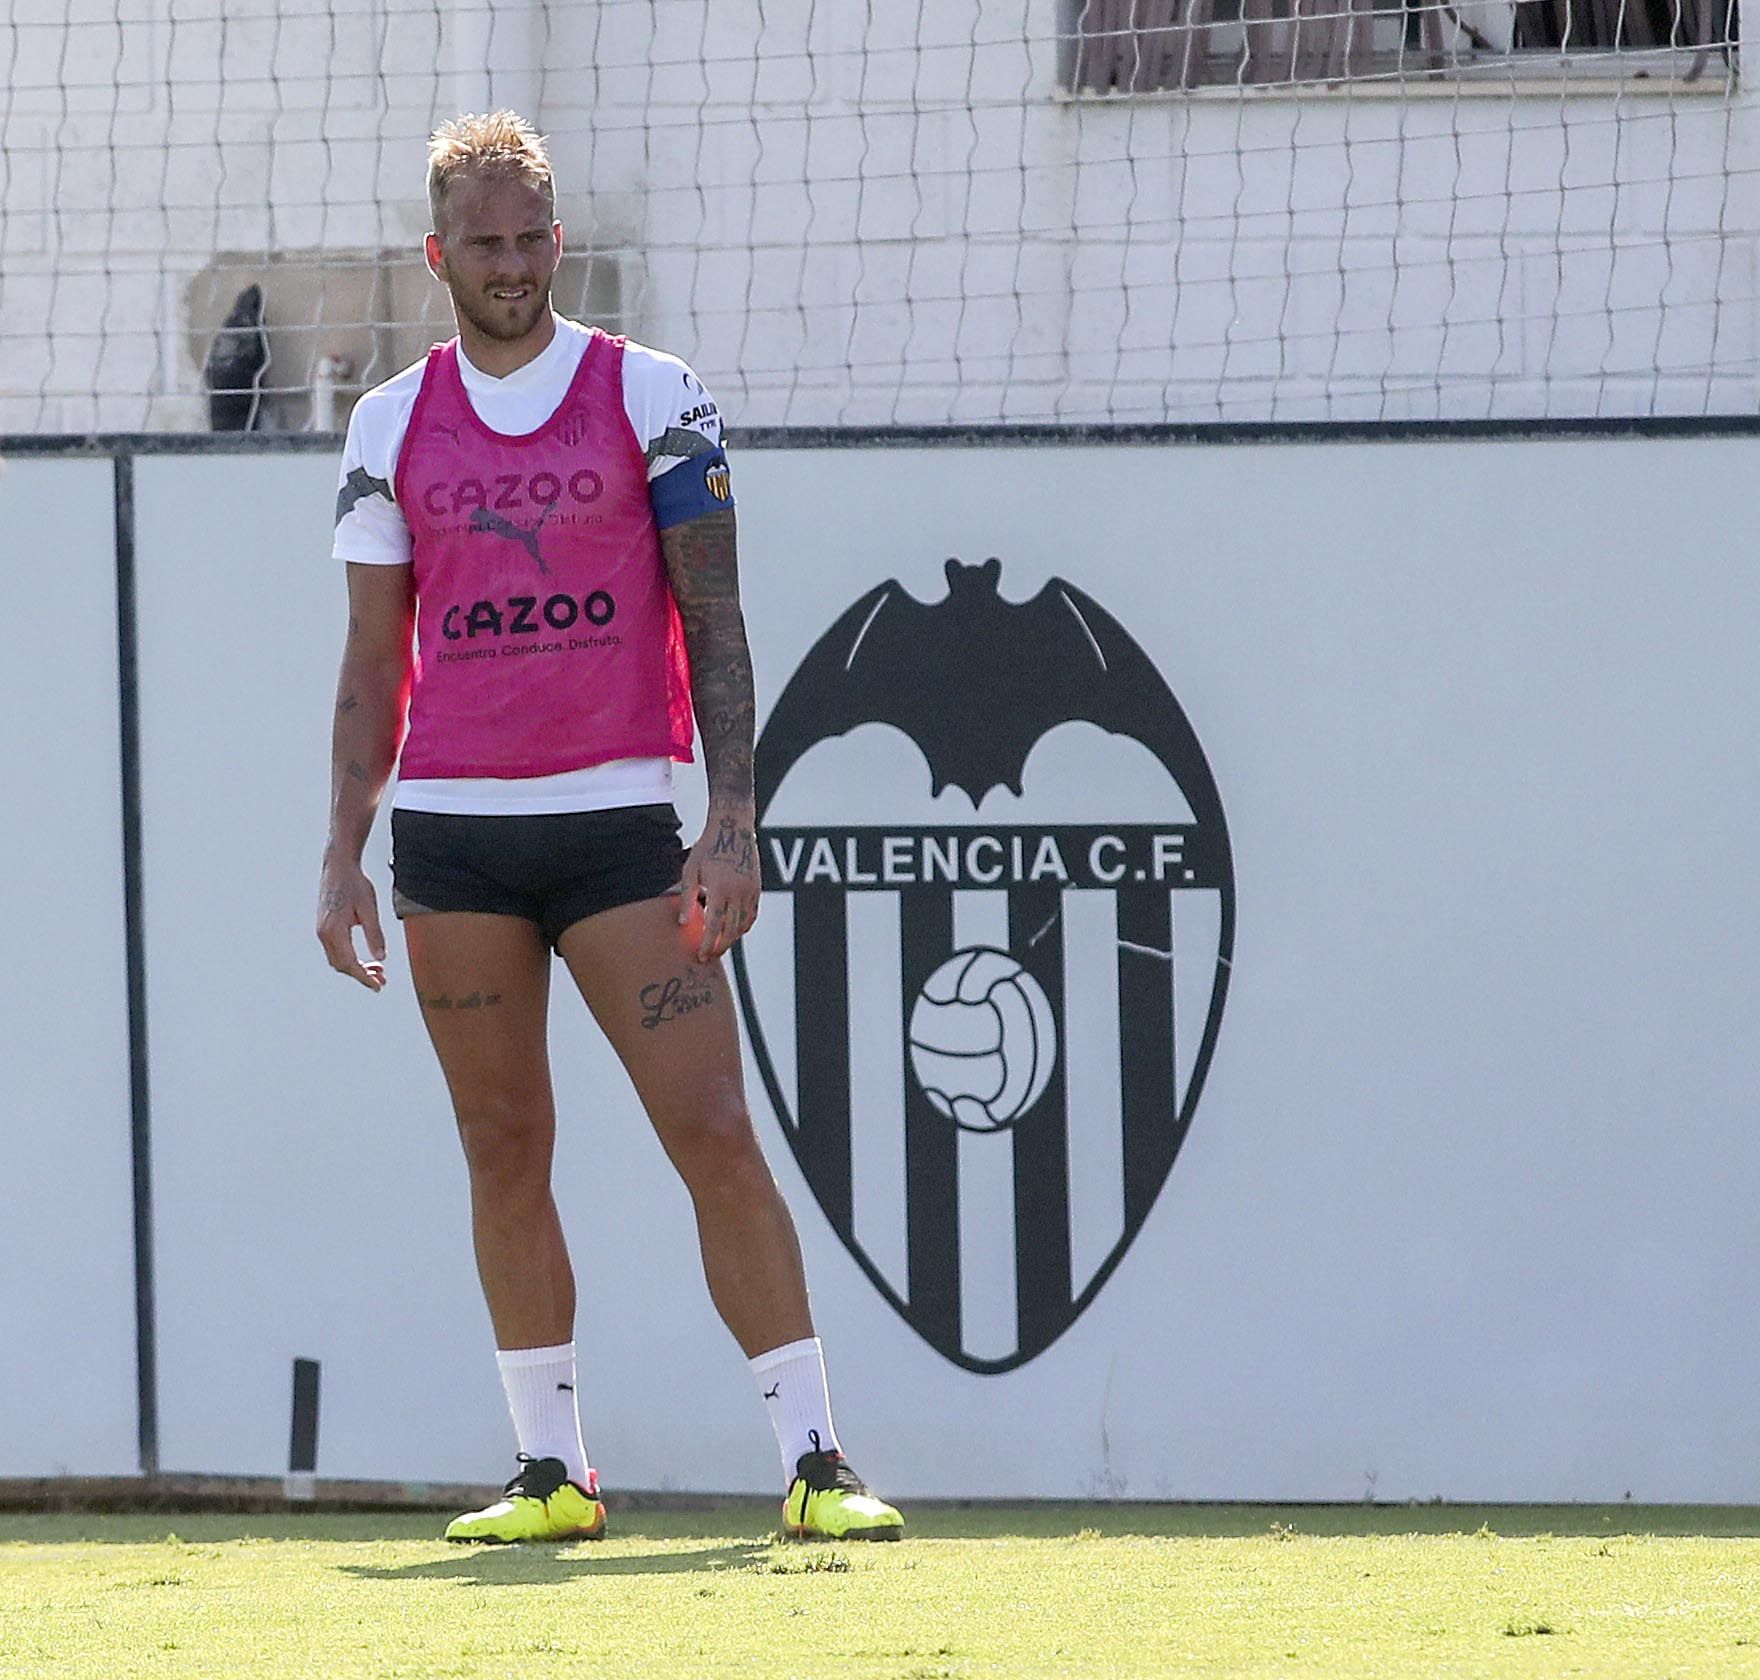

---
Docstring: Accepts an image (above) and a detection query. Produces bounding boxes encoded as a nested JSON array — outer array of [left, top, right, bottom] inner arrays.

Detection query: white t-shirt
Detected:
[[334, 316, 723, 816]]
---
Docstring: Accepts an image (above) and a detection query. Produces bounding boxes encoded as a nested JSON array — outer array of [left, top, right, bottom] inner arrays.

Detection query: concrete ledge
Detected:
[[0, 1476, 774, 1516]]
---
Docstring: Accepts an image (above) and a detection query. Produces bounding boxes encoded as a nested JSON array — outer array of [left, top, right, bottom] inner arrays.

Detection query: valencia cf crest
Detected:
[[732, 559, 1234, 1373]]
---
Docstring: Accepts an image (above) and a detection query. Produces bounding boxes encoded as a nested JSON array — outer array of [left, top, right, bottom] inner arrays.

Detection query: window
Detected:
[[1060, 0, 1736, 91], [183, 249, 625, 431]]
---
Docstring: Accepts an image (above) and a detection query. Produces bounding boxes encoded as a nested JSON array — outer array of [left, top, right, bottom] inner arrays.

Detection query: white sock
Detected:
[[750, 1335, 841, 1484], [495, 1343, 592, 1488]]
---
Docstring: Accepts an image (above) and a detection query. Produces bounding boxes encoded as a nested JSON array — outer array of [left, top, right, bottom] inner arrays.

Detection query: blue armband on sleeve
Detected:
[[650, 448, 735, 530]]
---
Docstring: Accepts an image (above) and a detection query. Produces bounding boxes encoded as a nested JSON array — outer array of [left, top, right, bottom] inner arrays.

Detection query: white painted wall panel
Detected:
[[733, 439, 1760, 1502], [0, 458, 137, 1475], [126, 438, 1760, 1501]]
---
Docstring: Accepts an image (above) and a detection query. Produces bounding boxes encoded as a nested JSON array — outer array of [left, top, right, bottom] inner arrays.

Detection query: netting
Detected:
[[1, 0, 1750, 433]]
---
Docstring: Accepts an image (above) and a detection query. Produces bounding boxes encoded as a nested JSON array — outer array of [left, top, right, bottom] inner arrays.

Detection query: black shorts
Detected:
[[389, 803, 685, 948]]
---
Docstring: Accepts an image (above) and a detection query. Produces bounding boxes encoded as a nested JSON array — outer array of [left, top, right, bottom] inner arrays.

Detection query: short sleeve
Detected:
[[620, 342, 736, 531], [332, 377, 418, 566]]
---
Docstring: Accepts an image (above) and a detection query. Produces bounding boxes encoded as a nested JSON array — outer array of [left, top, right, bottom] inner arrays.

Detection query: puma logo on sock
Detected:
[[557, 1382, 574, 1392], [763, 1384, 780, 1401]]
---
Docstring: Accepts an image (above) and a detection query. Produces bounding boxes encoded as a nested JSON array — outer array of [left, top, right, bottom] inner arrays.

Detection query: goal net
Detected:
[[1, 0, 1749, 432]]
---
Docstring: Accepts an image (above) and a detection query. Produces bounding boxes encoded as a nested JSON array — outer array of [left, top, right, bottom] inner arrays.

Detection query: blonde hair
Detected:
[[427, 111, 555, 232]]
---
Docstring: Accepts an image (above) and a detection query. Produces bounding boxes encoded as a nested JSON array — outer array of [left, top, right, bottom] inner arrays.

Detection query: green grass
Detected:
[[3, 1504, 1758, 1678]]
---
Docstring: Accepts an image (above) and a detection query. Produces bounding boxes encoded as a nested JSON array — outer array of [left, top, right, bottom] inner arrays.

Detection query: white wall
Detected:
[[0, 458, 138, 1475], [733, 438, 1760, 1501], [3, 0, 1757, 432], [5, 436, 1751, 1498]]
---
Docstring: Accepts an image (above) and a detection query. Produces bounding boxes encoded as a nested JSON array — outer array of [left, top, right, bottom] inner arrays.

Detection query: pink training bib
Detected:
[[393, 331, 694, 780]]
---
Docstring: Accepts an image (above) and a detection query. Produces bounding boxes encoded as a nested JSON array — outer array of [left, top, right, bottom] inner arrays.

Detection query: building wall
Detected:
[[3, 0, 1756, 432]]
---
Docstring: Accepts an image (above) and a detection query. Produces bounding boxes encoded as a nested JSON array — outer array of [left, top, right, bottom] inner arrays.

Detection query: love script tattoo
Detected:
[[638, 972, 714, 1030]]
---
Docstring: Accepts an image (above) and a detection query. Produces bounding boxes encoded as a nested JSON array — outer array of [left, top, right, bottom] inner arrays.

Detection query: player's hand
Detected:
[[679, 800, 760, 964], [316, 855, 388, 991]]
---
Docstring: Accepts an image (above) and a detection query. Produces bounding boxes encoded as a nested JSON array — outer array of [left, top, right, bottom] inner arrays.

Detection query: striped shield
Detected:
[[732, 562, 1233, 1372]]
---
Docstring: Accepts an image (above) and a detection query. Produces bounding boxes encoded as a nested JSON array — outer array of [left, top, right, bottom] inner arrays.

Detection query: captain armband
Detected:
[[650, 449, 735, 531]]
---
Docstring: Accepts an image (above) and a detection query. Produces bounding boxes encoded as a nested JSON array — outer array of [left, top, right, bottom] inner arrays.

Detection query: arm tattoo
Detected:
[[660, 509, 753, 809], [709, 814, 758, 877]]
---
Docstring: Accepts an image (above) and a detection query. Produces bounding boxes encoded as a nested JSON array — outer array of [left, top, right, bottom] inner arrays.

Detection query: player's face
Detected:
[[427, 171, 561, 347]]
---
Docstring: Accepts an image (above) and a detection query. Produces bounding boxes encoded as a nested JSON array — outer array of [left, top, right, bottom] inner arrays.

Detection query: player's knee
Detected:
[[670, 1091, 766, 1189], [453, 1094, 552, 1184]]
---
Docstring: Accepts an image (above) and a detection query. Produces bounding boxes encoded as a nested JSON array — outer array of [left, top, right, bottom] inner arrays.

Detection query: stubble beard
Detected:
[[452, 277, 554, 345]]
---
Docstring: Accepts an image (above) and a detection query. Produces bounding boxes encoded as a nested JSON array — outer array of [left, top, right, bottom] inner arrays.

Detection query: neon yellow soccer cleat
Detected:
[[444, 1454, 606, 1543], [784, 1433, 904, 1541]]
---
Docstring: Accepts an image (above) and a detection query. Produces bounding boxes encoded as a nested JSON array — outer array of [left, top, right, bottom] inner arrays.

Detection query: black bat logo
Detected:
[[469, 499, 557, 574], [754, 556, 1227, 824]]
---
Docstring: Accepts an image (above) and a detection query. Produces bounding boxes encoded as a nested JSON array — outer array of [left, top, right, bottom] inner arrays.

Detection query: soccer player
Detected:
[[316, 111, 901, 1544]]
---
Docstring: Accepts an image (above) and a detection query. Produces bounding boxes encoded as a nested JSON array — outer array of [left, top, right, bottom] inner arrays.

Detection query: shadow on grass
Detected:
[[341, 1539, 772, 1583]]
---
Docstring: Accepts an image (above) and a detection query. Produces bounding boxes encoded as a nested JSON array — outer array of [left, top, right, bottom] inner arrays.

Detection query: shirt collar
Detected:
[[457, 314, 574, 393]]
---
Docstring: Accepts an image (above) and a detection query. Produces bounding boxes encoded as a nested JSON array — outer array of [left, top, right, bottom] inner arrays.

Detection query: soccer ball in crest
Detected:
[[907, 947, 1057, 1132]]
